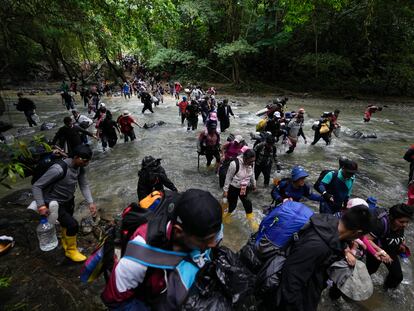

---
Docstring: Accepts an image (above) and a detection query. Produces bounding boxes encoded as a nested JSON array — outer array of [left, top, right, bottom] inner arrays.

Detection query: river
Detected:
[[0, 89, 413, 310]]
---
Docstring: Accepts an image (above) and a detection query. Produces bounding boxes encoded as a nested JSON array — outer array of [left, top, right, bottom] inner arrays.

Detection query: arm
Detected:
[[78, 168, 93, 204], [318, 172, 333, 194], [229, 106, 234, 117], [160, 169, 177, 192], [271, 184, 283, 203], [272, 146, 281, 171], [74, 124, 95, 138], [32, 165, 65, 208], [304, 184, 321, 202], [102, 235, 148, 304], [298, 127, 306, 141], [223, 161, 237, 193]]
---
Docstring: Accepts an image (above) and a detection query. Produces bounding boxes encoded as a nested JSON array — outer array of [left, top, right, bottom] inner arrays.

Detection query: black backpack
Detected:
[[119, 190, 181, 255], [31, 157, 68, 185], [313, 170, 337, 193]]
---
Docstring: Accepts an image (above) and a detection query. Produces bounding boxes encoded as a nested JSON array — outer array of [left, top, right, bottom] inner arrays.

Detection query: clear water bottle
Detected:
[[400, 253, 413, 285], [37, 216, 58, 251]]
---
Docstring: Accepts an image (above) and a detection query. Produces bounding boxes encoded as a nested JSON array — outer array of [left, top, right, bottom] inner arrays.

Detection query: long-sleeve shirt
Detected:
[[32, 158, 93, 207], [51, 125, 94, 153], [223, 156, 256, 192], [271, 180, 320, 204], [319, 169, 354, 197]]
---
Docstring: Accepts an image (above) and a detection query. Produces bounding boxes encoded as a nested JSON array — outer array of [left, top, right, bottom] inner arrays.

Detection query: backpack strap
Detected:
[[233, 158, 240, 175], [124, 240, 187, 269]]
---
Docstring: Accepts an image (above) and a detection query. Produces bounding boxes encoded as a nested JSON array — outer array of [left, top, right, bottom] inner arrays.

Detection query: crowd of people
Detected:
[[6, 70, 414, 311]]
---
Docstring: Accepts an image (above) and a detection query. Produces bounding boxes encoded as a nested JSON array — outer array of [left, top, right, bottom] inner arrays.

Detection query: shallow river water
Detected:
[[0, 90, 413, 310]]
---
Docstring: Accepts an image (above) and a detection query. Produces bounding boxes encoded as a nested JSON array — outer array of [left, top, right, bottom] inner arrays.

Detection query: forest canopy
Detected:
[[1, 0, 414, 95]]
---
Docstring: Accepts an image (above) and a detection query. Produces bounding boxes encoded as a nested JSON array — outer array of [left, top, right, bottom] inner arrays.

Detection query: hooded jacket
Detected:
[[278, 214, 345, 311]]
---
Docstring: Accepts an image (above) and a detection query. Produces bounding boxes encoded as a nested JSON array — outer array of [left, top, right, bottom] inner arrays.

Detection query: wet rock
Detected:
[[0, 190, 106, 311], [40, 122, 57, 131]]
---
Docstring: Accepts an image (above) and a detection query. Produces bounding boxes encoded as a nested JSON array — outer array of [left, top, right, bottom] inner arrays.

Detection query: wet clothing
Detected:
[[199, 99, 210, 124], [100, 118, 118, 149], [185, 102, 200, 131], [286, 119, 305, 153], [137, 166, 177, 201], [224, 156, 256, 215], [318, 169, 354, 214], [177, 100, 188, 124], [61, 92, 74, 110], [271, 180, 321, 205], [217, 104, 234, 132], [367, 212, 404, 288], [364, 106, 380, 122], [52, 124, 94, 154], [264, 118, 281, 139], [141, 92, 154, 113], [17, 97, 37, 127], [403, 145, 414, 183], [32, 158, 93, 236], [117, 115, 137, 142], [278, 214, 345, 311], [311, 119, 331, 145], [198, 131, 220, 166], [254, 142, 280, 186]]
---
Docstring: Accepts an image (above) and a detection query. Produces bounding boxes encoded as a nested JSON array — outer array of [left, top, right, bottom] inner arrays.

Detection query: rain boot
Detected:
[[61, 228, 67, 251], [246, 213, 259, 232], [223, 212, 232, 224], [64, 235, 86, 262]]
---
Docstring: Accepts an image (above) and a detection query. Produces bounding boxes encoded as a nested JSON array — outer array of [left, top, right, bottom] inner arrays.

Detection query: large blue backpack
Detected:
[[255, 201, 314, 248]]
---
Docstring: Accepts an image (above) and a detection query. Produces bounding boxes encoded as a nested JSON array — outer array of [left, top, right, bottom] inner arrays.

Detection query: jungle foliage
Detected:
[[1, 0, 414, 95]]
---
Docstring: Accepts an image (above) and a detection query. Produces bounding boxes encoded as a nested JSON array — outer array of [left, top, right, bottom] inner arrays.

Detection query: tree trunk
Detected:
[[103, 51, 126, 81], [232, 56, 240, 85]]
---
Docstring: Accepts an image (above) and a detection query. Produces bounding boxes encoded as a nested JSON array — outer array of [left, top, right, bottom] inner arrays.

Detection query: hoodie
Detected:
[[278, 214, 345, 311]]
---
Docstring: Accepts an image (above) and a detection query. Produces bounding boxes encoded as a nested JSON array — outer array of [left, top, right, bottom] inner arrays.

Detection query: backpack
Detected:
[[80, 190, 180, 283], [255, 201, 314, 249], [313, 170, 337, 193], [31, 157, 68, 185]]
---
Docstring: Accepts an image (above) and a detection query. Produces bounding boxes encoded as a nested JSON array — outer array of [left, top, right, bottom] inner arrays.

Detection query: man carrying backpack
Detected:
[[72, 109, 93, 144], [318, 159, 358, 214], [223, 148, 258, 231], [32, 145, 96, 262], [311, 112, 333, 146], [16, 92, 37, 127], [274, 205, 372, 311], [254, 136, 281, 187], [101, 189, 223, 310], [137, 156, 178, 201], [52, 117, 96, 154]]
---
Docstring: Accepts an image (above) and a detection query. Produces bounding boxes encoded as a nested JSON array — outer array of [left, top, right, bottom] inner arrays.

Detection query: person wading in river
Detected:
[[15, 92, 38, 127], [32, 145, 97, 262]]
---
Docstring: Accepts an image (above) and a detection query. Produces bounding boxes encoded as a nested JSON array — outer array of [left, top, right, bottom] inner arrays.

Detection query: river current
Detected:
[[0, 90, 413, 310]]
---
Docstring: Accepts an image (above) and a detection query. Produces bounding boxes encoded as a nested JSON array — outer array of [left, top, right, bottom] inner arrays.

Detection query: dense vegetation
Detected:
[[1, 0, 414, 95]]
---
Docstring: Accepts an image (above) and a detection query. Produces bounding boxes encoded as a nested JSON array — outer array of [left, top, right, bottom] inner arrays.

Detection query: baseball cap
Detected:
[[174, 189, 222, 238], [234, 135, 243, 143]]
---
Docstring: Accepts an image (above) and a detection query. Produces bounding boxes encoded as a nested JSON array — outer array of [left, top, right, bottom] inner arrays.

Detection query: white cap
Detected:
[[346, 198, 368, 209], [234, 135, 243, 143], [123, 110, 131, 116], [99, 103, 106, 108], [274, 111, 281, 118]]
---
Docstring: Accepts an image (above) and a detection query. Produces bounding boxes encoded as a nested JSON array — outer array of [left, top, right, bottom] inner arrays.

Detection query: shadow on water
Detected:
[[0, 91, 413, 310]]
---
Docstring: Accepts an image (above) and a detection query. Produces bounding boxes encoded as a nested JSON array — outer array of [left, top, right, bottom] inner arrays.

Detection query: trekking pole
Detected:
[[197, 152, 200, 172]]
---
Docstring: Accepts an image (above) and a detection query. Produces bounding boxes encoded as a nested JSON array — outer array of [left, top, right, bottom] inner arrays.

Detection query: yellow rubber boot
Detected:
[[223, 212, 233, 224], [246, 213, 259, 232], [61, 228, 67, 251], [64, 235, 87, 262]]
